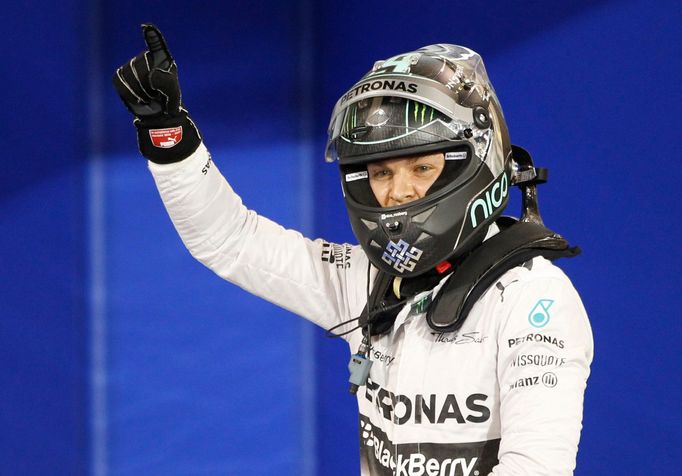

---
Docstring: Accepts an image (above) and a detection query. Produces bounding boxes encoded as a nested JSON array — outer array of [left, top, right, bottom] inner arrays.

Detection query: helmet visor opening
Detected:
[[340, 144, 476, 208]]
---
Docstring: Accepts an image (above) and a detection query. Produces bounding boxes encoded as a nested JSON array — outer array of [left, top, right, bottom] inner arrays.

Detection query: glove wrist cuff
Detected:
[[135, 113, 201, 164]]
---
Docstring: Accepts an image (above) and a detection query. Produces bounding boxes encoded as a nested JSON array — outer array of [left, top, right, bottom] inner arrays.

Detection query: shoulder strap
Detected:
[[425, 219, 580, 333]]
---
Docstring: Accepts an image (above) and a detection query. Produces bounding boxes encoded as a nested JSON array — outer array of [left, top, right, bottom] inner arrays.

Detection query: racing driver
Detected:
[[113, 24, 593, 476]]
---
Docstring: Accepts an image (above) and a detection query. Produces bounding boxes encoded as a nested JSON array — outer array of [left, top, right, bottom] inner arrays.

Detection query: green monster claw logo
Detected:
[[342, 99, 438, 140], [344, 103, 359, 135], [411, 101, 435, 125]]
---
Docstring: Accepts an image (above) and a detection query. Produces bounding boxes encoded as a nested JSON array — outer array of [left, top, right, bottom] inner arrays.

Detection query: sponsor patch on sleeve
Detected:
[[322, 242, 352, 268], [528, 299, 554, 328]]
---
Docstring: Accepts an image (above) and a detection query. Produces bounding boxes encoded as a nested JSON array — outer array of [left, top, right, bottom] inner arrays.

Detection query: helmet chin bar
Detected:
[[510, 145, 549, 226]]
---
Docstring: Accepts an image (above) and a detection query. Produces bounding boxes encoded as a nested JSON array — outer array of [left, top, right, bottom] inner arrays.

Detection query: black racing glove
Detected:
[[113, 24, 201, 164]]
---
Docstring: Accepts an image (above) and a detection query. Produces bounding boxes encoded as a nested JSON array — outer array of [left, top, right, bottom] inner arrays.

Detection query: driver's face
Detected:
[[367, 152, 445, 208]]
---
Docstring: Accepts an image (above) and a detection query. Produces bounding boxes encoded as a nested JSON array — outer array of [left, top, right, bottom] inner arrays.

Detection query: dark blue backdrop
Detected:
[[1, 0, 680, 475]]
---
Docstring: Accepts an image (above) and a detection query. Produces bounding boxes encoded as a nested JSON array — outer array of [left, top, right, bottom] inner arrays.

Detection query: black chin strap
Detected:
[[358, 263, 451, 336]]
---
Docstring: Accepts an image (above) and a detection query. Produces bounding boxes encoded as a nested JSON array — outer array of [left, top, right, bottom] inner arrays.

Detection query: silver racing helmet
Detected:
[[326, 44, 512, 278]]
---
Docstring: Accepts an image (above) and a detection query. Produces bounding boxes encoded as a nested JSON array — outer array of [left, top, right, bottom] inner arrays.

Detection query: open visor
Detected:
[[341, 143, 479, 208]]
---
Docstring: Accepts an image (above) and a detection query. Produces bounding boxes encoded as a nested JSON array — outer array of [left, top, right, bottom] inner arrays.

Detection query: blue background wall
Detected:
[[1, 0, 680, 475]]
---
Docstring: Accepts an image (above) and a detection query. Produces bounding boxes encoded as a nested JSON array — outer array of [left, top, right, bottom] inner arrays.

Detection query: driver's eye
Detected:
[[369, 168, 391, 180]]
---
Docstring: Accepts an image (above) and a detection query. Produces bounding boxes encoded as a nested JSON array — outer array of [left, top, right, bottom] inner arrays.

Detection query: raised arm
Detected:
[[112, 24, 369, 333]]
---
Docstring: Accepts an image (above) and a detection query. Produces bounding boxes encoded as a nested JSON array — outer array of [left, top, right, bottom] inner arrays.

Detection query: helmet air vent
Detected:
[[361, 219, 378, 230], [412, 206, 436, 224], [416, 232, 431, 244]]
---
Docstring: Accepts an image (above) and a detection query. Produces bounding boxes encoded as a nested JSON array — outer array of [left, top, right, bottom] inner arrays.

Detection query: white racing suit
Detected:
[[149, 144, 593, 476]]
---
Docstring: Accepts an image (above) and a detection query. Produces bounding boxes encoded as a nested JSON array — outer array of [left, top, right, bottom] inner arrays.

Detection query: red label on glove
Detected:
[[149, 126, 183, 148]]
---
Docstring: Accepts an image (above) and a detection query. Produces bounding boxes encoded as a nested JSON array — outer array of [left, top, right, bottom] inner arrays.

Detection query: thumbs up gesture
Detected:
[[113, 24, 201, 163]]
